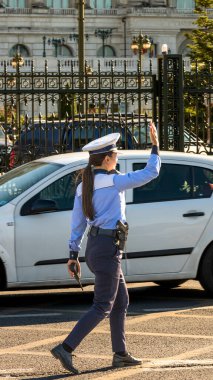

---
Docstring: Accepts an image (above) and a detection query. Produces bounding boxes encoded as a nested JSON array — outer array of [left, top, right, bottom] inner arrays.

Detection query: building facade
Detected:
[[0, 0, 200, 72]]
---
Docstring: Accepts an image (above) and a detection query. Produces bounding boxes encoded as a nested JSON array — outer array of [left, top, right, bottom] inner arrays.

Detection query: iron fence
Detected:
[[158, 55, 213, 155], [184, 61, 213, 154], [0, 56, 212, 174], [0, 60, 156, 173]]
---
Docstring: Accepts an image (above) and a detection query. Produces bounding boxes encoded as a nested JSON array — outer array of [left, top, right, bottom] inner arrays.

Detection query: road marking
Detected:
[[0, 369, 34, 374], [126, 309, 176, 325], [93, 360, 213, 380], [0, 335, 67, 355], [142, 308, 189, 312], [2, 326, 213, 341], [0, 313, 62, 318], [169, 343, 213, 360], [169, 313, 213, 319]]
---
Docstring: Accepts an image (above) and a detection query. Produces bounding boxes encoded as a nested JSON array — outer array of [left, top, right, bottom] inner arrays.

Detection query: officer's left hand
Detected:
[[149, 121, 159, 146], [67, 259, 81, 278]]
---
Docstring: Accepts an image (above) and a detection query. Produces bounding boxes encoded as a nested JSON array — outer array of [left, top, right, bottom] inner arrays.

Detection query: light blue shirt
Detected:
[[69, 151, 161, 252]]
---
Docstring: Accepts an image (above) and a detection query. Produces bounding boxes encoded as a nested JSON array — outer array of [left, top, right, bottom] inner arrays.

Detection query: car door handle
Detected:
[[183, 212, 205, 217]]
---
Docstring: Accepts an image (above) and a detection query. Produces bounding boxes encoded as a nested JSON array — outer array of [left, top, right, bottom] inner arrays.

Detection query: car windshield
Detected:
[[0, 127, 5, 139], [0, 129, 4, 137], [0, 161, 63, 207]]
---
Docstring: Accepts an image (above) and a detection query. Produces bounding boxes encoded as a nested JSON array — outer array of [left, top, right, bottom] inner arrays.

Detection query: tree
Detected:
[[186, 0, 213, 63]]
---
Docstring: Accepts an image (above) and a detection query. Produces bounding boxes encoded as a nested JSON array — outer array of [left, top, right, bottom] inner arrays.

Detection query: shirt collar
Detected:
[[94, 169, 119, 175]]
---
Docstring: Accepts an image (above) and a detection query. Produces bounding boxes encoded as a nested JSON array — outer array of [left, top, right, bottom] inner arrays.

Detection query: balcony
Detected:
[[0, 7, 77, 15], [0, 57, 158, 73]]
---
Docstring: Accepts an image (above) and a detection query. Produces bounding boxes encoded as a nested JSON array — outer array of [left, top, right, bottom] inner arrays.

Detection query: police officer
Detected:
[[51, 121, 161, 374]]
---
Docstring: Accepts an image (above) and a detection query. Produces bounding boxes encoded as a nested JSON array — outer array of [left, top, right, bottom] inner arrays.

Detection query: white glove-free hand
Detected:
[[149, 121, 159, 146]]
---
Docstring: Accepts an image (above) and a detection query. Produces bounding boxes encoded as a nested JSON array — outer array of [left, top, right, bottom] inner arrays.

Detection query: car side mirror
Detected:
[[30, 199, 58, 214]]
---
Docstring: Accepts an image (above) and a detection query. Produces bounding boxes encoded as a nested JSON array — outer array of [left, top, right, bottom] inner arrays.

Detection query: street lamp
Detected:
[[42, 36, 47, 57], [95, 29, 112, 58], [161, 43, 168, 55], [48, 37, 65, 57], [131, 32, 152, 71], [11, 53, 24, 69], [69, 32, 89, 42]]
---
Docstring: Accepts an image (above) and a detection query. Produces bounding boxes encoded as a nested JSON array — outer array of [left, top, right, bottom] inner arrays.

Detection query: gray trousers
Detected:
[[63, 234, 129, 353]]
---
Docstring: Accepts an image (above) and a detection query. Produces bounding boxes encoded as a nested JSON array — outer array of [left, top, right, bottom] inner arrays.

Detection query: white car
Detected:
[[1, 150, 213, 295]]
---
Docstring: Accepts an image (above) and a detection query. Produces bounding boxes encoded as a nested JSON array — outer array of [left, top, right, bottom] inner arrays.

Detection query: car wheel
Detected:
[[154, 280, 187, 288], [0, 260, 6, 290], [198, 246, 213, 295]]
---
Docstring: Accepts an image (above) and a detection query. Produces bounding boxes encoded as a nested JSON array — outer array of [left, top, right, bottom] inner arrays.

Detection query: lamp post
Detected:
[[11, 54, 24, 135], [95, 29, 112, 58], [42, 36, 46, 57], [131, 32, 152, 71], [48, 37, 65, 57], [69, 32, 89, 42]]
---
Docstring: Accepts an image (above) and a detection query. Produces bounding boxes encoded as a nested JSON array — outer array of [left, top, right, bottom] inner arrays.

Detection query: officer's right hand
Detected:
[[149, 121, 159, 146], [67, 259, 81, 278]]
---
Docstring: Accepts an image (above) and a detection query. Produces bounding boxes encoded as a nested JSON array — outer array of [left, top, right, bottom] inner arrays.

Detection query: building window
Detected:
[[9, 44, 30, 57], [57, 45, 73, 57], [6, 0, 25, 7], [176, 0, 195, 10], [89, 0, 112, 9], [97, 45, 116, 57], [47, 0, 69, 8]]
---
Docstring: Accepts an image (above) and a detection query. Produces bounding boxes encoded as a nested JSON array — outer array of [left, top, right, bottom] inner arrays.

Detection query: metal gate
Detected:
[[158, 54, 213, 154]]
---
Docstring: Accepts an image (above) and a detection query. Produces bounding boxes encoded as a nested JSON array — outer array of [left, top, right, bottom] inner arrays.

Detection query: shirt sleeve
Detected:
[[68, 193, 87, 252], [114, 151, 161, 192]]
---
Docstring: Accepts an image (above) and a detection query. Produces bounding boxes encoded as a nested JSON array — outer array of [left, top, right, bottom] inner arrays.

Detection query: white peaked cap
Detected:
[[82, 133, 120, 155]]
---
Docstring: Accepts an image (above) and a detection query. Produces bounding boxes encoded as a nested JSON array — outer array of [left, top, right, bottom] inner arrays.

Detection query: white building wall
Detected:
[[0, 2, 200, 72]]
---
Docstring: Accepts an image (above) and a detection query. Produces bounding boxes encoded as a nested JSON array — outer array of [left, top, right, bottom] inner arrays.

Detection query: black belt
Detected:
[[89, 225, 117, 238]]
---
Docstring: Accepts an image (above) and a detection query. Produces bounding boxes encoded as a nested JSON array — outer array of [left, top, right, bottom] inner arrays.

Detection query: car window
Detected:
[[0, 162, 62, 207], [193, 166, 213, 198], [21, 170, 80, 215], [133, 163, 213, 203], [0, 127, 5, 139], [133, 163, 193, 203]]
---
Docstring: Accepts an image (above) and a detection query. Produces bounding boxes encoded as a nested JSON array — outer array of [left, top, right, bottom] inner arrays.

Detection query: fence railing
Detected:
[[0, 60, 156, 174], [0, 57, 212, 174]]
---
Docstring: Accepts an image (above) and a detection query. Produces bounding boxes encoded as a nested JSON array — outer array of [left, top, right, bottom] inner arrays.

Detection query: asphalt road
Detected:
[[0, 280, 213, 380]]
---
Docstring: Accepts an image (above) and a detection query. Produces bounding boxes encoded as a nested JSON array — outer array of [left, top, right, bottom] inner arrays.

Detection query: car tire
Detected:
[[0, 260, 6, 290], [198, 246, 213, 295], [154, 280, 187, 288]]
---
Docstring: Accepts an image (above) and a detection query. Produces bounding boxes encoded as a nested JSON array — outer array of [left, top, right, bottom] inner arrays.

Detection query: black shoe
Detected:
[[51, 344, 79, 374], [112, 352, 142, 368]]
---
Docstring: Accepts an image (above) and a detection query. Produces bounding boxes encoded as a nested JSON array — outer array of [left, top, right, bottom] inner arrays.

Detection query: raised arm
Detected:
[[114, 122, 161, 192]]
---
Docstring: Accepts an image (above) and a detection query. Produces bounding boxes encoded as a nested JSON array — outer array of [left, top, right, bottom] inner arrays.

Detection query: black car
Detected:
[[9, 119, 138, 168]]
